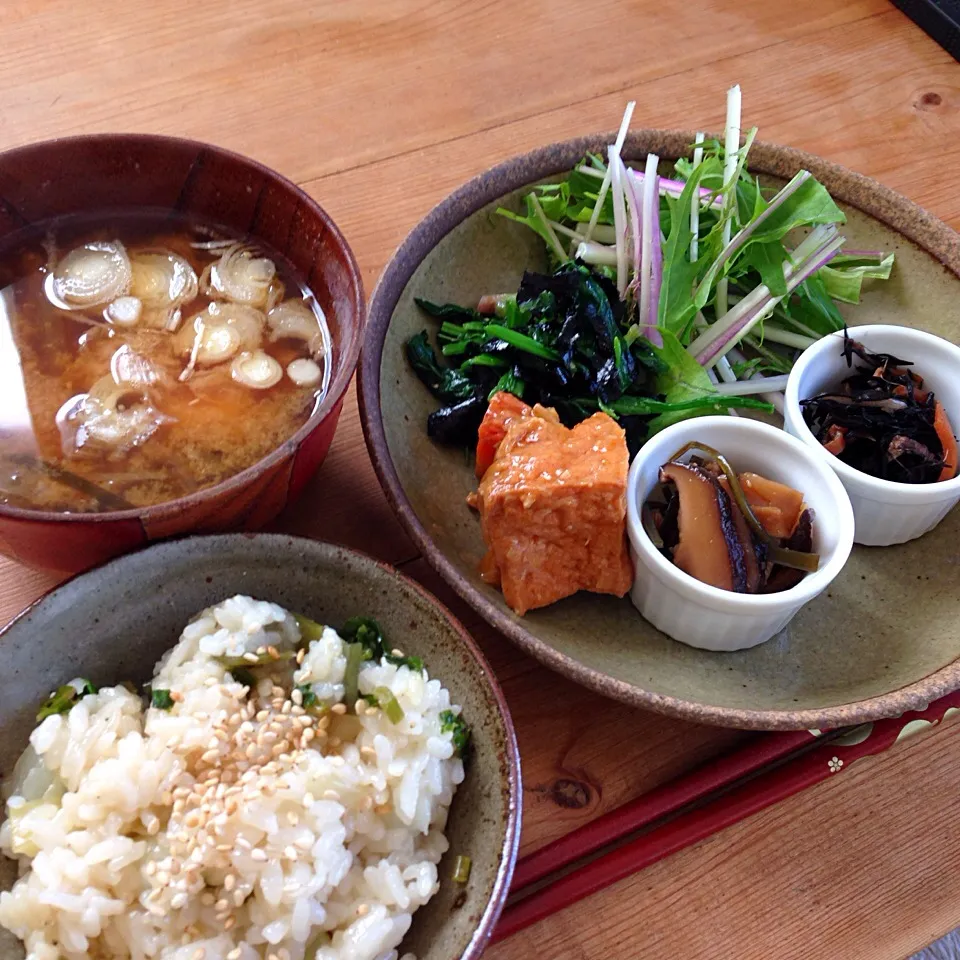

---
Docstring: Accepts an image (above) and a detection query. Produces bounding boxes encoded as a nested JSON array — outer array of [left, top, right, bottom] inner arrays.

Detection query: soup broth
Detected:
[[0, 210, 331, 513]]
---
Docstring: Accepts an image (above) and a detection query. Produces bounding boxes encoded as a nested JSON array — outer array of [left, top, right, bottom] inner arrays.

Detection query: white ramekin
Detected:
[[625, 416, 854, 652], [783, 325, 960, 547]]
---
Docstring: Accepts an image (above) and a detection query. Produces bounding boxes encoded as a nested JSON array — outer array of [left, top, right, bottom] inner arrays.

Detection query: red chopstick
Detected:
[[494, 692, 960, 943]]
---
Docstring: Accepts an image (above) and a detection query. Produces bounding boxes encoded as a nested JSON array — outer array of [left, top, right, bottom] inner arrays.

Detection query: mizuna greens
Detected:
[[406, 86, 894, 454]]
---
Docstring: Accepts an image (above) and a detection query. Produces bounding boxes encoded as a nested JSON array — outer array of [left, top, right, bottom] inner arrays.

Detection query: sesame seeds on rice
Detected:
[[0, 596, 465, 960]]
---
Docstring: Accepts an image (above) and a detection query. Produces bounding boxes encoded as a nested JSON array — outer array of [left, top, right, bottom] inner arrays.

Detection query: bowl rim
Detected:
[[0, 132, 366, 526], [783, 324, 960, 500], [359, 126, 960, 730], [0, 531, 522, 959], [624, 416, 855, 611]]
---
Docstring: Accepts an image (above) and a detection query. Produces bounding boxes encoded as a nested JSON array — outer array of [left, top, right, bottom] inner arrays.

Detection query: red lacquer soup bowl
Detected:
[[0, 135, 364, 573]]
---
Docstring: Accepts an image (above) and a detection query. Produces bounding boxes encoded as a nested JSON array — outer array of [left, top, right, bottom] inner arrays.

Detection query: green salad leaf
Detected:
[[657, 159, 715, 338], [819, 252, 895, 304]]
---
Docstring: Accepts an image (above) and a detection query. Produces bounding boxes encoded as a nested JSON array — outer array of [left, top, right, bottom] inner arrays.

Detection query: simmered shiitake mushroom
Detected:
[[647, 443, 818, 595], [658, 461, 752, 592]]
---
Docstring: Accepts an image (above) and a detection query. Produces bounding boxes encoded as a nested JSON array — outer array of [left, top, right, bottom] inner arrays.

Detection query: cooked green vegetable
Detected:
[[37, 680, 97, 721], [294, 613, 326, 645], [452, 854, 472, 884], [385, 652, 424, 673], [408, 261, 774, 456], [343, 641, 364, 709], [339, 617, 425, 708], [215, 651, 295, 669], [406, 331, 478, 402], [440, 709, 471, 757], [150, 688, 174, 710], [228, 667, 256, 689], [341, 617, 385, 660], [368, 686, 405, 723], [296, 684, 319, 708]]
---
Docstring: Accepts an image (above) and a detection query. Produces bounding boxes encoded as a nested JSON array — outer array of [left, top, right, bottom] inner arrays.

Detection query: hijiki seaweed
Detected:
[[801, 331, 958, 484]]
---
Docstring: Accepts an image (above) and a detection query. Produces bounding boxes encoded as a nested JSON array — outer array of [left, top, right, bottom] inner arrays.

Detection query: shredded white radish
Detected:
[[637, 153, 659, 328], [607, 146, 630, 297], [689, 132, 705, 264], [712, 85, 742, 384], [713, 374, 789, 396], [582, 101, 635, 247], [715, 84, 742, 320]]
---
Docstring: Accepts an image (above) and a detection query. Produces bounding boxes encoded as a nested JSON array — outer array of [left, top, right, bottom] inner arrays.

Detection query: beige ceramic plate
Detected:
[[0, 534, 521, 960], [360, 131, 960, 731]]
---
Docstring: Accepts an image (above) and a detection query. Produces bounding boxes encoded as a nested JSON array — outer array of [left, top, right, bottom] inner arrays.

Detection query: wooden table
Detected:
[[2, 1, 959, 956]]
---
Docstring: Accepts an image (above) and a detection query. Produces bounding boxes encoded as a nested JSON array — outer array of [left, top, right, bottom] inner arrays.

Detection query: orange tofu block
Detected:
[[476, 406, 633, 615]]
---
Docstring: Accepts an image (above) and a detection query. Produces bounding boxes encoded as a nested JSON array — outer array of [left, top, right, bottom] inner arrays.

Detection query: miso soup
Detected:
[[0, 210, 331, 513]]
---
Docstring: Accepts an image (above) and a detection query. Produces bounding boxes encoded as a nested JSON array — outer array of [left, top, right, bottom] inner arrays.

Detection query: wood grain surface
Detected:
[[1, 1, 959, 957]]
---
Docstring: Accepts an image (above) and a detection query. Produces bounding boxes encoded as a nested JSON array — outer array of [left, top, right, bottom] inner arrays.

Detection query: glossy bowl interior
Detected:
[[0, 135, 364, 574], [0, 534, 521, 960], [783, 325, 960, 545], [626, 416, 854, 652], [361, 129, 960, 730]]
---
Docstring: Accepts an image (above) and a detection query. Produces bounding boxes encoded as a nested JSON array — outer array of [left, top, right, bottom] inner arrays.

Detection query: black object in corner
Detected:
[[892, 0, 960, 60]]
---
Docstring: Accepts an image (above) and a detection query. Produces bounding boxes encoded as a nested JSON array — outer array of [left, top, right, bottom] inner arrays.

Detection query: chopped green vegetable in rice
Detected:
[[149, 688, 174, 710], [36, 679, 96, 721], [440, 709, 471, 758], [294, 612, 327, 645]]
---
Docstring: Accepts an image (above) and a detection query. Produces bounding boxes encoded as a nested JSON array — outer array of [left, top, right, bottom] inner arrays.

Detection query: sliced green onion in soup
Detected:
[[106, 295, 143, 327], [267, 299, 326, 356], [287, 358, 323, 387], [231, 350, 283, 389], [47, 241, 132, 309], [202, 243, 278, 309], [129, 250, 198, 310]]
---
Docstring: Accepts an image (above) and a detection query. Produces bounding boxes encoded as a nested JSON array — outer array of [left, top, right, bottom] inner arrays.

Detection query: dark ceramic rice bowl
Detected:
[[0, 534, 521, 959]]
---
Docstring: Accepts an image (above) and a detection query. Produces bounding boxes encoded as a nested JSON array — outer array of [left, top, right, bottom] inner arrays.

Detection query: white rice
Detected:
[[0, 596, 466, 960]]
